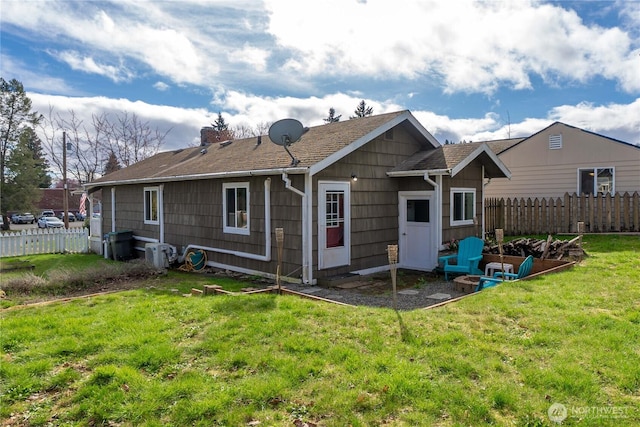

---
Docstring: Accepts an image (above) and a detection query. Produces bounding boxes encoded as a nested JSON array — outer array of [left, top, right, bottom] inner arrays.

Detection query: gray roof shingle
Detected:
[[88, 110, 430, 186]]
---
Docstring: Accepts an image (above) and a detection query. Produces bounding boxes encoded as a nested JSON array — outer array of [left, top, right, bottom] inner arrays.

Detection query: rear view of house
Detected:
[[85, 110, 510, 284]]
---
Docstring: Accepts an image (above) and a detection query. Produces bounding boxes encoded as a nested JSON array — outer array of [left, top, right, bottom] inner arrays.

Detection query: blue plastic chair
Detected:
[[475, 255, 534, 291], [438, 236, 484, 281]]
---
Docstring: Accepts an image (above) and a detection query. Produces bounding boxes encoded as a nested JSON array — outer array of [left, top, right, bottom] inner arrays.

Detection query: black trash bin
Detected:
[[109, 230, 134, 261]]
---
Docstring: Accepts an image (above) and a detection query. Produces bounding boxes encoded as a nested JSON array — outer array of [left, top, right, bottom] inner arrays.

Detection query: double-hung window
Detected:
[[578, 167, 614, 195], [450, 188, 475, 226], [223, 182, 249, 235], [144, 187, 160, 224]]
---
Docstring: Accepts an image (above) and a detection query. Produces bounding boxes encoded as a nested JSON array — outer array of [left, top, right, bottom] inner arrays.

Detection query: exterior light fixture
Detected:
[[351, 173, 358, 182]]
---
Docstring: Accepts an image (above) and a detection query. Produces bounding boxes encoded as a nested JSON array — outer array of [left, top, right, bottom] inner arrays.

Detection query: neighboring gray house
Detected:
[[484, 122, 640, 199], [85, 110, 510, 284]]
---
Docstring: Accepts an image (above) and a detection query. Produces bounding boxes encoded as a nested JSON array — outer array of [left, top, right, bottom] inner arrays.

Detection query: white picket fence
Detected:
[[0, 228, 89, 258]]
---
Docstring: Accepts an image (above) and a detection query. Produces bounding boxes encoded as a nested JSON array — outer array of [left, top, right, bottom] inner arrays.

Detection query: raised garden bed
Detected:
[[479, 254, 575, 280]]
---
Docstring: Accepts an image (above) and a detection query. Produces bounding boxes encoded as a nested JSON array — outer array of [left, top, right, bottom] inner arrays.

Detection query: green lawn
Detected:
[[1, 235, 639, 426]]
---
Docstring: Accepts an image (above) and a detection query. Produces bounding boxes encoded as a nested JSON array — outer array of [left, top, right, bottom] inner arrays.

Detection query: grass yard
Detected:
[[1, 235, 639, 426]]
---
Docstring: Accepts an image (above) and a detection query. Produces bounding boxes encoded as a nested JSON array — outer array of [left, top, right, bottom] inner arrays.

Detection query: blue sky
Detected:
[[2, 0, 639, 152]]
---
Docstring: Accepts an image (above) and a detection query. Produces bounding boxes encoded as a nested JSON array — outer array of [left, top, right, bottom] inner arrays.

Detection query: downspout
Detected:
[[104, 187, 117, 259], [110, 187, 116, 232], [304, 173, 313, 285], [482, 166, 489, 240], [179, 178, 272, 262], [159, 184, 165, 243], [282, 172, 311, 284], [423, 173, 442, 250]]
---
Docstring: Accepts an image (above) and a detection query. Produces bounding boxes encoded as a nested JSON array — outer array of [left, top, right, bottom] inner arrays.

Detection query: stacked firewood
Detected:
[[484, 235, 587, 260]]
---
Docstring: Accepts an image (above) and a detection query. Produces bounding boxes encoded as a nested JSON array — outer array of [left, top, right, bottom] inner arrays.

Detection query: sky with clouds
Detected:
[[2, 0, 639, 152]]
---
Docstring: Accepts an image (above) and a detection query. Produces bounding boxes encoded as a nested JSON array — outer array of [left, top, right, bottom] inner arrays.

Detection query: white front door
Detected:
[[399, 191, 436, 271], [318, 181, 350, 269]]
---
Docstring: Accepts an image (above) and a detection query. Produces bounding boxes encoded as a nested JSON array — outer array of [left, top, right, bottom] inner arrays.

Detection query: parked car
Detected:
[[73, 212, 86, 221], [11, 212, 36, 224], [57, 212, 76, 222], [38, 216, 65, 228], [40, 209, 55, 218]]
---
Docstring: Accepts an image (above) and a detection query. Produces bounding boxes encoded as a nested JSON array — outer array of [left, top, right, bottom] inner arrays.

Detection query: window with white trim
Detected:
[[223, 182, 249, 235], [144, 187, 159, 224], [450, 188, 475, 226], [578, 167, 614, 195]]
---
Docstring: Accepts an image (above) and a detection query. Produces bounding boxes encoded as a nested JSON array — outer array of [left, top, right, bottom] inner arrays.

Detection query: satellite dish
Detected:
[[268, 118, 308, 166], [268, 119, 305, 146]]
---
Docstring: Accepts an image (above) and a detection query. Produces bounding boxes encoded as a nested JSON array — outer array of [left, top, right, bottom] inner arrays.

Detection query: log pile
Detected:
[[484, 235, 586, 260]]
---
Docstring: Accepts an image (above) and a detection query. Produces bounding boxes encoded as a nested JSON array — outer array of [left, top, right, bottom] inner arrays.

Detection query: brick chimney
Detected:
[[200, 127, 217, 146]]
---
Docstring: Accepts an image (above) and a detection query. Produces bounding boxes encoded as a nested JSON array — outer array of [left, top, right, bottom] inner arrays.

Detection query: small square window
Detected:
[[578, 167, 614, 195], [450, 188, 475, 226]]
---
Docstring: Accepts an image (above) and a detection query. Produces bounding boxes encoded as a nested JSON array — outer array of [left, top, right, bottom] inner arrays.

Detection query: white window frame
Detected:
[[223, 182, 250, 235], [577, 167, 615, 195], [144, 186, 160, 225], [450, 187, 476, 226]]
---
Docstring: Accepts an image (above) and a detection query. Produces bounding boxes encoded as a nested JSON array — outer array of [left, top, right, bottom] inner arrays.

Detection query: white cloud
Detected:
[[2, 1, 210, 85], [228, 44, 270, 72], [28, 93, 216, 150], [549, 99, 640, 144], [3, 0, 637, 97], [265, 0, 640, 94], [414, 99, 640, 145], [1, 54, 77, 95], [56, 51, 134, 83], [153, 82, 170, 91], [26, 91, 640, 167]]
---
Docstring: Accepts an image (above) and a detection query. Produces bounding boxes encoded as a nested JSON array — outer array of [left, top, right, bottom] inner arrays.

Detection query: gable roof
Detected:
[[492, 122, 639, 155], [85, 110, 440, 189], [388, 142, 511, 179], [485, 138, 525, 154]]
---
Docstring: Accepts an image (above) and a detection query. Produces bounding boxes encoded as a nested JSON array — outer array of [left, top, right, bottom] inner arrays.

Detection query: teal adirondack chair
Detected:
[[438, 236, 484, 281], [475, 255, 534, 292]]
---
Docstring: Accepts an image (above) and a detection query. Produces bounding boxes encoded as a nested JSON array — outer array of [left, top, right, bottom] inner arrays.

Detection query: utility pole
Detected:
[[63, 131, 69, 229]]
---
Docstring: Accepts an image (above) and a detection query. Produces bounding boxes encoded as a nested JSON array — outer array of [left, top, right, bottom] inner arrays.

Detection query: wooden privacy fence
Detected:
[[0, 228, 89, 258], [485, 192, 640, 235]]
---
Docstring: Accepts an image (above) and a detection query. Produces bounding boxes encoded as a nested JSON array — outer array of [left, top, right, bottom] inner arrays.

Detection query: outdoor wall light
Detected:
[[351, 173, 358, 182]]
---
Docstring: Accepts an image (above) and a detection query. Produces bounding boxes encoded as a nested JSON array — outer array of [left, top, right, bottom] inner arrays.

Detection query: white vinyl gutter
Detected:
[[179, 178, 273, 262], [387, 168, 451, 178], [159, 184, 165, 243], [482, 165, 488, 239], [423, 173, 444, 250], [110, 188, 116, 232], [282, 172, 312, 284], [84, 167, 307, 191]]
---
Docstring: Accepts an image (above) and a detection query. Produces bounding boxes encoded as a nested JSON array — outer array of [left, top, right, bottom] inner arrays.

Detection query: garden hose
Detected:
[[178, 249, 207, 272]]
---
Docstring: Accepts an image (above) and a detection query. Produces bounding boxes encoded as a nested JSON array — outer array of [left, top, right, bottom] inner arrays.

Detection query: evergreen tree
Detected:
[[1, 77, 42, 212], [3, 129, 42, 212], [212, 112, 233, 141], [324, 107, 342, 123], [350, 100, 373, 119], [103, 151, 121, 175], [22, 127, 52, 188]]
